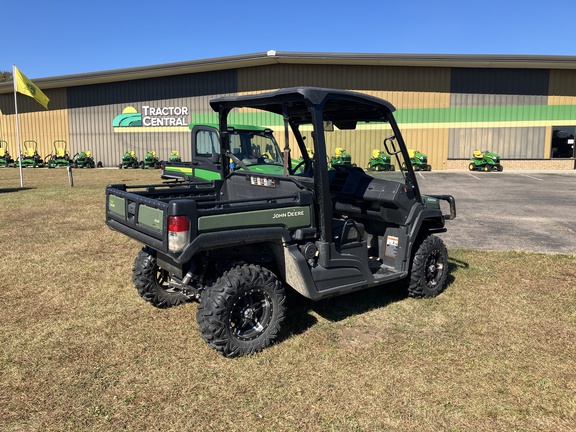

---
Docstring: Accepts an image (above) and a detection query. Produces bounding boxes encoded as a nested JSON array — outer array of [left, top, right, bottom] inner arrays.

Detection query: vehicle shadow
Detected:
[[0, 187, 34, 194], [280, 256, 468, 340]]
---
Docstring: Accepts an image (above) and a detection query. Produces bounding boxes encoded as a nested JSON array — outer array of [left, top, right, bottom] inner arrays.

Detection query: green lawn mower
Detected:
[[0, 141, 16, 167], [403, 149, 431, 171], [168, 150, 181, 162], [18, 140, 45, 168], [119, 150, 141, 169], [469, 150, 503, 172], [142, 150, 160, 169], [330, 147, 353, 166], [46, 140, 73, 168], [367, 149, 395, 171], [73, 150, 102, 168]]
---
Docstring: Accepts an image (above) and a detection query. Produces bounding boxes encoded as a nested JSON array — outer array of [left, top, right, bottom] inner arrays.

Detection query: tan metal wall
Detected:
[[237, 65, 453, 170], [1, 63, 574, 170], [0, 89, 69, 160]]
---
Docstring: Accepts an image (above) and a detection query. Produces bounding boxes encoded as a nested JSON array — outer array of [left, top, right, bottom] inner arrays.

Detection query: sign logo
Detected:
[[113, 105, 190, 128]]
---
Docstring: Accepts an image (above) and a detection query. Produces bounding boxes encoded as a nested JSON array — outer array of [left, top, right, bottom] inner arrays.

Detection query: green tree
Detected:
[[1, 70, 13, 82]]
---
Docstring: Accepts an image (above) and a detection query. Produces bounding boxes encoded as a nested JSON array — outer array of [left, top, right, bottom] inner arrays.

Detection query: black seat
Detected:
[[332, 218, 364, 251]]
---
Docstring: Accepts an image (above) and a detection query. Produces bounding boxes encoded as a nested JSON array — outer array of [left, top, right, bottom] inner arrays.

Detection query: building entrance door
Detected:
[[551, 126, 575, 158]]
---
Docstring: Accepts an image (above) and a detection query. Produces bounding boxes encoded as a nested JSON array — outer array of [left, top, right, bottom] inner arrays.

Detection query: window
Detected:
[[551, 126, 575, 158]]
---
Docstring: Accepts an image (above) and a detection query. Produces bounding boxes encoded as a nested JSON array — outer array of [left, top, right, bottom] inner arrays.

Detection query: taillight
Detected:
[[168, 215, 189, 252]]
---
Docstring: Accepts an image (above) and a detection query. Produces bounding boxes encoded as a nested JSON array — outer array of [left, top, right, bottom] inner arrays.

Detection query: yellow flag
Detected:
[[14, 66, 50, 109]]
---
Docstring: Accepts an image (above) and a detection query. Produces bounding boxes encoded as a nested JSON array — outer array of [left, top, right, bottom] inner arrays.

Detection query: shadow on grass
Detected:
[[279, 255, 469, 340], [0, 187, 35, 193]]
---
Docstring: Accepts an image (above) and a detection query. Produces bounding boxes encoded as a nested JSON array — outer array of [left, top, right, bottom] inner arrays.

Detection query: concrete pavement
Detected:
[[413, 170, 576, 255]]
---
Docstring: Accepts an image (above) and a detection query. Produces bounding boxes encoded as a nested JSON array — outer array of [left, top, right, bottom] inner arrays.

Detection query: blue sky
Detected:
[[2, 0, 575, 79]]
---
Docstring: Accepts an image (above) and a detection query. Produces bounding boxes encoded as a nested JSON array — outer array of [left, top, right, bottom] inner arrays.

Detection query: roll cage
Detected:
[[210, 88, 423, 243]]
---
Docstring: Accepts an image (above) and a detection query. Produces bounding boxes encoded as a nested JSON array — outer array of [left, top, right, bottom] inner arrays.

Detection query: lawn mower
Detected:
[[403, 149, 431, 171], [0, 141, 16, 167], [46, 140, 73, 168], [469, 149, 503, 171], [73, 150, 102, 168], [142, 150, 160, 169], [18, 140, 45, 168], [330, 147, 353, 166], [168, 150, 181, 162], [367, 149, 395, 171], [119, 150, 141, 169]]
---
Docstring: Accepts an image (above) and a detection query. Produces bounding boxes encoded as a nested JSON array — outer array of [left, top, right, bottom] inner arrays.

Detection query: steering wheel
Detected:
[[290, 159, 312, 175], [226, 151, 250, 171]]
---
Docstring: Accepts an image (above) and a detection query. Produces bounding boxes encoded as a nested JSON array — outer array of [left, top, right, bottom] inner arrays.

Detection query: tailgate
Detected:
[[106, 186, 172, 252], [106, 181, 218, 252]]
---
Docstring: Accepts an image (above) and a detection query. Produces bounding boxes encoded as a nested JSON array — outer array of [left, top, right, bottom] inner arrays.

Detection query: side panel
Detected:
[[198, 207, 311, 232]]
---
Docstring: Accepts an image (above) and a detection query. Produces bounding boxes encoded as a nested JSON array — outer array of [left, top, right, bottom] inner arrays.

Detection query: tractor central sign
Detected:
[[141, 106, 189, 126], [112, 105, 190, 128]]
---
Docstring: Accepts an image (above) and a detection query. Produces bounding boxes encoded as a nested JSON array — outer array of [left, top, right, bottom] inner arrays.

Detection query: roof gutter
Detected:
[[2, 51, 576, 94]]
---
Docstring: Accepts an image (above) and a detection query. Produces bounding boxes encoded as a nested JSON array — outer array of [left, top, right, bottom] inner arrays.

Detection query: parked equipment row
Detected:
[[0, 140, 102, 169], [119, 150, 181, 169]]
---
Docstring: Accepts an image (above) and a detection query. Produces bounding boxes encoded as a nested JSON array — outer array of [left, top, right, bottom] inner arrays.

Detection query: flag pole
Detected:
[[12, 65, 24, 188]]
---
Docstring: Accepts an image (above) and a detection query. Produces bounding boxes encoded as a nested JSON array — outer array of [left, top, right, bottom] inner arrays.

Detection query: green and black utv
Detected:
[[106, 87, 456, 358]]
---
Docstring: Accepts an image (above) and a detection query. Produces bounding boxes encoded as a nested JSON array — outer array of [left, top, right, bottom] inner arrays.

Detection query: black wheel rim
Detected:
[[155, 268, 182, 294], [229, 288, 273, 341], [425, 250, 444, 288]]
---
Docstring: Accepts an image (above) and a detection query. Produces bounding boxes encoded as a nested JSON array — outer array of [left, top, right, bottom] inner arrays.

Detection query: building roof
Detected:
[[2, 51, 576, 93]]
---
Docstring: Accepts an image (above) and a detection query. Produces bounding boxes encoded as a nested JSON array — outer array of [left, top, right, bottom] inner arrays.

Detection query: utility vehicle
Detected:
[[161, 123, 296, 182], [367, 148, 395, 171], [142, 150, 160, 169], [46, 140, 73, 168], [106, 87, 456, 358], [469, 149, 503, 171], [18, 140, 44, 168], [73, 150, 102, 168], [0, 141, 16, 167], [119, 150, 140, 169], [404, 149, 431, 171], [330, 147, 353, 166]]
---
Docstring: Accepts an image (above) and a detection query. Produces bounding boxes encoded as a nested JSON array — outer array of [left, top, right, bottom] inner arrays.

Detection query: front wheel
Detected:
[[407, 235, 448, 298], [132, 247, 191, 308], [197, 264, 286, 358]]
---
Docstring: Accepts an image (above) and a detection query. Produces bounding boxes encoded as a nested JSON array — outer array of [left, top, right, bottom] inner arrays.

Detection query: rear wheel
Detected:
[[408, 235, 448, 298], [468, 163, 475, 171], [132, 247, 191, 308], [197, 264, 286, 358]]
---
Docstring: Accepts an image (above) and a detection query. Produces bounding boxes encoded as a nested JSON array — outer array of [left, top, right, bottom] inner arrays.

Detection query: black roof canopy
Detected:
[[210, 87, 396, 127]]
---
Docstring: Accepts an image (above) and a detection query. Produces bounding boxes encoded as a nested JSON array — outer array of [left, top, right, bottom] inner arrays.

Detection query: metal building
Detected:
[[1, 52, 575, 170]]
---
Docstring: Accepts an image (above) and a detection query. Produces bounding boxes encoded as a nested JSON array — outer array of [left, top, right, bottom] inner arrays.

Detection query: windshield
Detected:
[[295, 123, 411, 185], [229, 130, 284, 167]]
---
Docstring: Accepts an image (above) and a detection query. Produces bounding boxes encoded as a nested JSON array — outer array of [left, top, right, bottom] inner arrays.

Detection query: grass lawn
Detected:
[[1, 168, 575, 431]]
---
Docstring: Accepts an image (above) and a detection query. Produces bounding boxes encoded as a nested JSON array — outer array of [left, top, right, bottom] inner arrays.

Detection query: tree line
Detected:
[[1, 71, 13, 82]]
